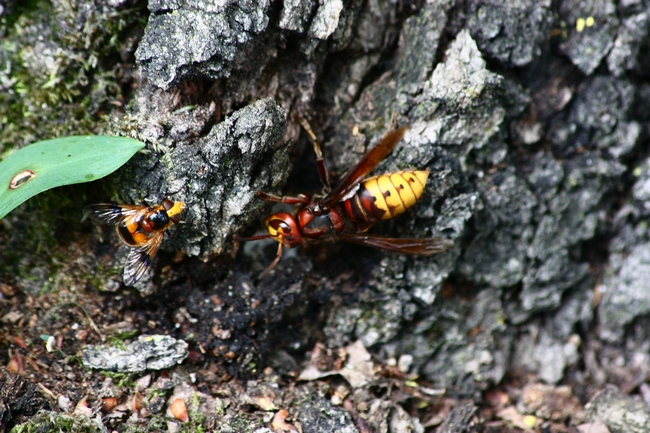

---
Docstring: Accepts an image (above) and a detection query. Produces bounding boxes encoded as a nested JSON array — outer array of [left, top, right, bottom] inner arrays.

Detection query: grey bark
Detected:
[[125, 0, 650, 410]]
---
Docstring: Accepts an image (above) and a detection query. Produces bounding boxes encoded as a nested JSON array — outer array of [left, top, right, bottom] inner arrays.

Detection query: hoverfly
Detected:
[[84, 198, 185, 286], [238, 119, 453, 277]]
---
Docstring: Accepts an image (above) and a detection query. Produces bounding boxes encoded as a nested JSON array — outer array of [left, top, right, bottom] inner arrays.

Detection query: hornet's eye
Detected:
[[269, 219, 291, 234], [265, 213, 298, 244], [170, 213, 182, 224], [162, 198, 174, 211]]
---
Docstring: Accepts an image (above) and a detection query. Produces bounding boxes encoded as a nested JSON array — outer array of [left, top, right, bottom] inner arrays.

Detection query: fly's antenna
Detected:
[[140, 195, 154, 206]]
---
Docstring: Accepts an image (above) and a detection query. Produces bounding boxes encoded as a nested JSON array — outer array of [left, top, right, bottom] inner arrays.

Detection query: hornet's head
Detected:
[[235, 212, 303, 279], [264, 213, 303, 248]]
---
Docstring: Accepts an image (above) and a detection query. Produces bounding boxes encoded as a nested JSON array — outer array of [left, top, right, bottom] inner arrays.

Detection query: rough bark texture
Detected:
[[2, 0, 650, 431]]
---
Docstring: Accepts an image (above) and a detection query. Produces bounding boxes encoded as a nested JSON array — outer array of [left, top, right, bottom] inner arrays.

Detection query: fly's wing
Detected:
[[321, 127, 408, 208], [83, 204, 143, 226], [122, 232, 163, 286], [338, 233, 453, 255]]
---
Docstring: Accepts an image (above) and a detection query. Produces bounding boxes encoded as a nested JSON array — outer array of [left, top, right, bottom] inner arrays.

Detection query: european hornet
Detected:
[[84, 198, 185, 285], [238, 119, 453, 277]]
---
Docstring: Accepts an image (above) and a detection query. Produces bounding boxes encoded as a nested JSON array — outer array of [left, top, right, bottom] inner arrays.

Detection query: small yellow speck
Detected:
[[352, 125, 359, 136], [523, 415, 537, 427], [586, 16, 595, 27], [576, 18, 586, 32], [634, 167, 642, 177]]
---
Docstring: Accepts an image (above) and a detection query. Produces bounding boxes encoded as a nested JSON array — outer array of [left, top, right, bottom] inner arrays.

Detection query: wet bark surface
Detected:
[[1, 0, 650, 431]]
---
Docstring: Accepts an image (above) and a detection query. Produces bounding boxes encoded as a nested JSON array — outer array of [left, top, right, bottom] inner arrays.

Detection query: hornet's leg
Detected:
[[256, 191, 309, 205], [299, 118, 331, 192], [258, 243, 283, 279]]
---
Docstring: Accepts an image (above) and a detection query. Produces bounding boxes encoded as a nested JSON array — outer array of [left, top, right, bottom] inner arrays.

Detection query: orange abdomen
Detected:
[[343, 170, 429, 229]]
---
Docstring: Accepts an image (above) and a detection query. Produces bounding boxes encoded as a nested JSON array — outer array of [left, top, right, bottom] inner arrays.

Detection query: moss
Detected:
[[122, 414, 168, 433], [11, 410, 105, 433], [0, 0, 147, 153], [146, 387, 166, 399], [102, 371, 135, 389], [113, 329, 139, 341], [1, 0, 41, 28], [105, 329, 139, 350], [187, 392, 206, 427], [210, 414, 260, 433], [106, 336, 128, 351]]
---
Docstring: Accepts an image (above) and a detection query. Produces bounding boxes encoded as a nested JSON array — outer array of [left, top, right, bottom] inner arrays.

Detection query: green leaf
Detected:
[[0, 136, 145, 219]]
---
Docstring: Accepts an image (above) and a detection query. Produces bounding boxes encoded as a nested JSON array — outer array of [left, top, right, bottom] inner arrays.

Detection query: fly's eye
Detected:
[[162, 199, 174, 211], [170, 213, 182, 224]]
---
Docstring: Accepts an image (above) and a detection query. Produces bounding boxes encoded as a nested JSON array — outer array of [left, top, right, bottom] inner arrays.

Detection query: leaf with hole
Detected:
[[0, 136, 145, 219]]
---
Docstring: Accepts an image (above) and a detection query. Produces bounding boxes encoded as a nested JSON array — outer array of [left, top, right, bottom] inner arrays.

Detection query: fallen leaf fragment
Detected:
[[497, 406, 534, 432], [272, 409, 298, 433], [170, 398, 188, 422], [132, 392, 143, 412], [577, 421, 610, 433], [298, 341, 376, 389], [298, 364, 336, 381], [74, 396, 92, 417], [2, 311, 22, 324], [339, 340, 376, 388], [12, 335, 28, 349], [0, 283, 17, 296], [520, 383, 582, 421], [6, 353, 23, 374], [102, 397, 118, 412]]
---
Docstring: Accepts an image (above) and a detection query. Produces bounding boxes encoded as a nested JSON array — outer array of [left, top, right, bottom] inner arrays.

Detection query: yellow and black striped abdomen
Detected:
[[343, 170, 429, 227]]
